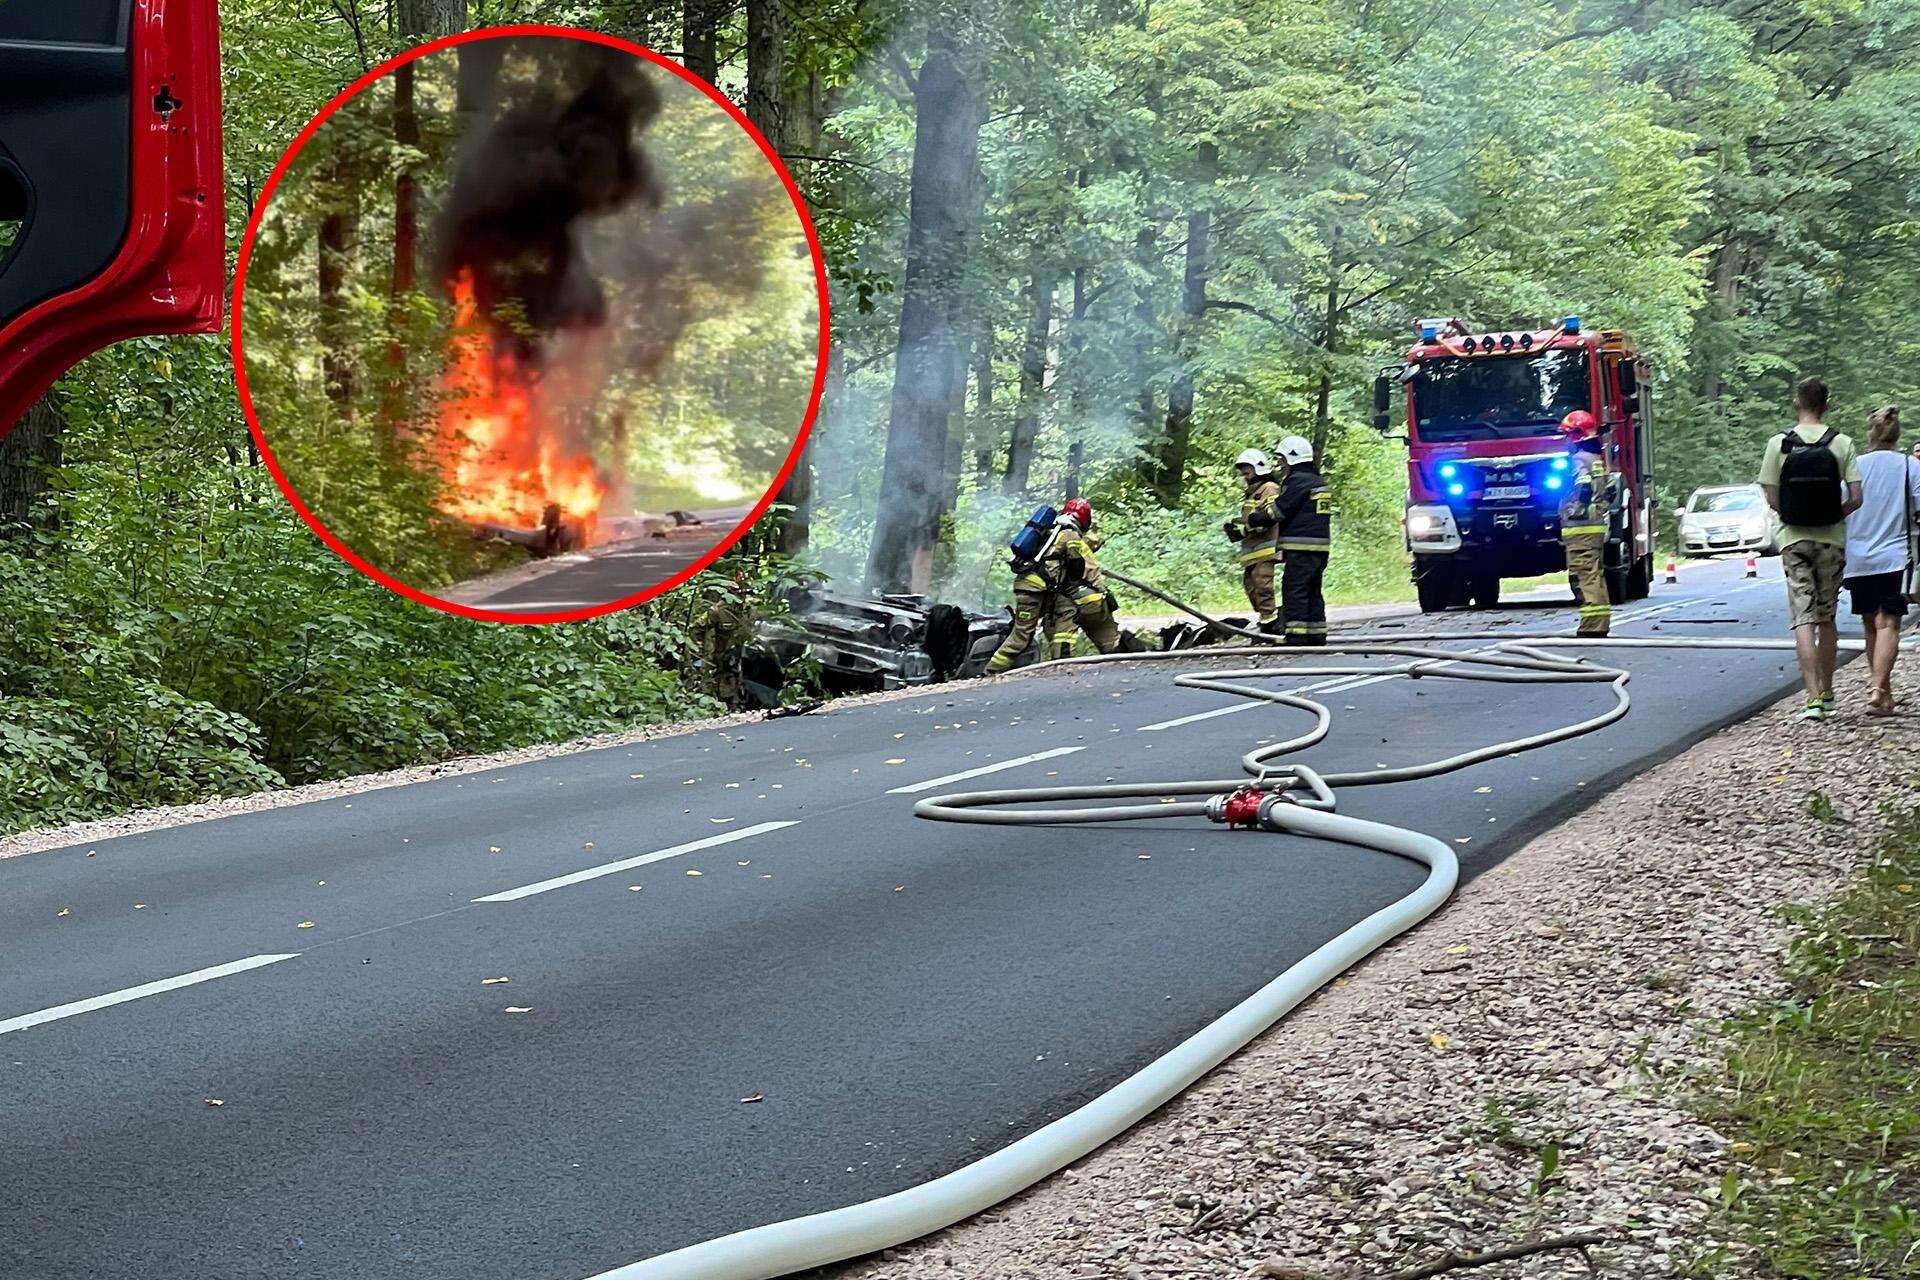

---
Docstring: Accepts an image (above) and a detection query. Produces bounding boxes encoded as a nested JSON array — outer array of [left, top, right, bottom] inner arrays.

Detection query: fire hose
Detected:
[[596, 572, 1883, 1280]]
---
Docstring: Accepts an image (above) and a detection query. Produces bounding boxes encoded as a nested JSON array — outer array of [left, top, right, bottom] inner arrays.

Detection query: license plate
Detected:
[[1484, 484, 1530, 500]]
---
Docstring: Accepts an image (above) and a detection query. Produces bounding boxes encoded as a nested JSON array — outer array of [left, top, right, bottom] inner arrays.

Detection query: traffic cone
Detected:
[[1744, 554, 1758, 578], [1664, 556, 1678, 584]]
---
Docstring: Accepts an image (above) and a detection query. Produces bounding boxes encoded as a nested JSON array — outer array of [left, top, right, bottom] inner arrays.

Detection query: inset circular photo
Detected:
[[234, 26, 826, 622]]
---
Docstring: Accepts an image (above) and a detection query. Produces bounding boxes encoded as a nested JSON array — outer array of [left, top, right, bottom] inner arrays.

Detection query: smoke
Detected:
[[431, 40, 664, 363], [427, 38, 797, 523]]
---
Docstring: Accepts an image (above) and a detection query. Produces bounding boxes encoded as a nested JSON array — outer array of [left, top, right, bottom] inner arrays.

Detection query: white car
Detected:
[[1678, 484, 1779, 557]]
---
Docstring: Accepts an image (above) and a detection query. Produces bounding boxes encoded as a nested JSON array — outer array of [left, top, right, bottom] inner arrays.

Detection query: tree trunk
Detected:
[[682, 0, 719, 84], [392, 0, 462, 300], [1156, 142, 1213, 508], [1698, 237, 1743, 403], [971, 320, 994, 478], [1311, 229, 1342, 465], [396, 0, 464, 37], [745, 0, 787, 152], [1005, 271, 1053, 493], [317, 139, 359, 414], [864, 36, 984, 593], [1132, 225, 1158, 487], [0, 393, 61, 534]]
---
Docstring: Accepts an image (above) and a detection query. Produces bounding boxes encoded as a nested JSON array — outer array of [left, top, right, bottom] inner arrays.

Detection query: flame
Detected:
[[433, 270, 606, 537]]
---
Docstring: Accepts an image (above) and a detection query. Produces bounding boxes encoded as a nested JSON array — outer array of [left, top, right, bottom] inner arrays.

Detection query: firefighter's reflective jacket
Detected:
[[1236, 478, 1282, 565], [1015, 528, 1106, 596], [1559, 451, 1614, 538], [1273, 463, 1332, 552]]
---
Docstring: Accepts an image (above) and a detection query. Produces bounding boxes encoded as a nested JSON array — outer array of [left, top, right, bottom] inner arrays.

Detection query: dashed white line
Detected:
[[885, 747, 1086, 794], [472, 821, 799, 902], [0, 953, 301, 1037]]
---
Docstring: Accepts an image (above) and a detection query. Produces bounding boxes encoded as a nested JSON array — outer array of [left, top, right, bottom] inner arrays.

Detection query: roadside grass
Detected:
[[1688, 805, 1920, 1277]]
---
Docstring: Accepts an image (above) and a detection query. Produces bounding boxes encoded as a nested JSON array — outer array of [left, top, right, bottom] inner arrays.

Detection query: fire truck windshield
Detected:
[[1409, 349, 1590, 442]]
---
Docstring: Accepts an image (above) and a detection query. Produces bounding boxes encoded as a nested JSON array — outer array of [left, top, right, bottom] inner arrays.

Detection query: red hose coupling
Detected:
[[1204, 787, 1270, 829]]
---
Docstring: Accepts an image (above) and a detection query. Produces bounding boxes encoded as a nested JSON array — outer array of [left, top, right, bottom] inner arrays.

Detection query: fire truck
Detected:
[[1372, 316, 1656, 613]]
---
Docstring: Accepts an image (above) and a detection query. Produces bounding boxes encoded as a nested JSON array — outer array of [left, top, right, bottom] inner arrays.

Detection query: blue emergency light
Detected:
[[1439, 462, 1459, 479], [1551, 455, 1570, 471], [1545, 475, 1563, 491], [1420, 324, 1439, 341], [1447, 483, 1466, 497], [1562, 315, 1581, 334]]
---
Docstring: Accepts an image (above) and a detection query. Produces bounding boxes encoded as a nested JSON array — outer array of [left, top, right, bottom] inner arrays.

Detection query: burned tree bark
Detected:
[[1004, 271, 1053, 493], [1157, 141, 1213, 508], [864, 36, 984, 593]]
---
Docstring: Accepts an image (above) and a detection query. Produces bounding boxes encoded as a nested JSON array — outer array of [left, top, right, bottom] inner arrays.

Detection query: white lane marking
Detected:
[[473, 822, 799, 902], [0, 953, 301, 1037], [1136, 671, 1391, 733], [885, 747, 1086, 795]]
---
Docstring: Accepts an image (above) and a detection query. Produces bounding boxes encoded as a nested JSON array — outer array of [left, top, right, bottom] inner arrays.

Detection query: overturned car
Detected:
[[740, 586, 1032, 707]]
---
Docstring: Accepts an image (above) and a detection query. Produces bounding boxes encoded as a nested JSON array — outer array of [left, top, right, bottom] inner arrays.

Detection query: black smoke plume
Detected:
[[432, 41, 665, 361]]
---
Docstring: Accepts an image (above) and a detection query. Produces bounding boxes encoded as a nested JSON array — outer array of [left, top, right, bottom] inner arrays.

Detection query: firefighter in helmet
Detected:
[[1225, 448, 1284, 634], [1558, 409, 1613, 637], [985, 497, 1124, 673], [1272, 435, 1333, 645]]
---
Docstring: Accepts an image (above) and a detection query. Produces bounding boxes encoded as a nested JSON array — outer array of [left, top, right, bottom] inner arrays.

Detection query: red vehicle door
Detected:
[[0, 0, 225, 437]]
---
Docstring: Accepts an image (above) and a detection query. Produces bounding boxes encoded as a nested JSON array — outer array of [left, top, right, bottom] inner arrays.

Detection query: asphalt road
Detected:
[[0, 556, 1846, 1280], [453, 509, 751, 614]]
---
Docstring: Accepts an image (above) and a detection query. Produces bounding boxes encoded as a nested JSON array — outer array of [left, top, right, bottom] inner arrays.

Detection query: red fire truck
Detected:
[[1372, 316, 1657, 613]]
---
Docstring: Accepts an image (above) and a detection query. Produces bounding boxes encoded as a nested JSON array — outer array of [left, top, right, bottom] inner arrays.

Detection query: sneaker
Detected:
[[1798, 701, 1826, 721], [1816, 692, 1835, 711]]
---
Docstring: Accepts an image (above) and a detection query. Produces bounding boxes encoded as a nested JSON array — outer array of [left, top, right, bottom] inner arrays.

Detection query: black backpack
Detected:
[[1776, 428, 1844, 526]]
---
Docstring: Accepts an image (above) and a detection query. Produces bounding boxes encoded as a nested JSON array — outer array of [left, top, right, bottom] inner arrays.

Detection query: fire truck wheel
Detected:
[[1627, 555, 1652, 600], [1468, 574, 1500, 609], [1415, 571, 1453, 614]]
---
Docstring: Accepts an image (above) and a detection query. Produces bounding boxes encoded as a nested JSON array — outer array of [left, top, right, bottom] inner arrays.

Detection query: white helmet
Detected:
[[1276, 435, 1314, 466], [1234, 448, 1272, 476]]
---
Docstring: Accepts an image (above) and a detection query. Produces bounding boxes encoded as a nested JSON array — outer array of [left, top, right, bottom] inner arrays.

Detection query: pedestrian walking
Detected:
[[1844, 405, 1918, 715], [1759, 377, 1864, 719]]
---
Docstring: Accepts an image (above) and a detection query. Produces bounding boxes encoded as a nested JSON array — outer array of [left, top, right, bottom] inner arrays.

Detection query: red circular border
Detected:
[[231, 24, 830, 626]]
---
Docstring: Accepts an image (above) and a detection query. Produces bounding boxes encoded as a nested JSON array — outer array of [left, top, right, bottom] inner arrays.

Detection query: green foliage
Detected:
[[801, 0, 1920, 599], [1692, 806, 1920, 1278]]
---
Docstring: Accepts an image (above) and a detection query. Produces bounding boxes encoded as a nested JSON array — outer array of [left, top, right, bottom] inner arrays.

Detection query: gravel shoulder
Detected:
[[838, 650, 1911, 1279]]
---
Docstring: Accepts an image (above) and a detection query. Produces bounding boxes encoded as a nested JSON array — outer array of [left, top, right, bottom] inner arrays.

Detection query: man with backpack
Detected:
[[1759, 377, 1865, 719]]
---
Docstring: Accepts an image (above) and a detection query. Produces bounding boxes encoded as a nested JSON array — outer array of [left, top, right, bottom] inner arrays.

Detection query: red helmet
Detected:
[[1060, 497, 1093, 530], [1559, 409, 1600, 440]]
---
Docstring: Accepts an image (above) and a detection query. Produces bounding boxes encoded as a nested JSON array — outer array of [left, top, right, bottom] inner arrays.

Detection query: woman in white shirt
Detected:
[[1845, 406, 1920, 714]]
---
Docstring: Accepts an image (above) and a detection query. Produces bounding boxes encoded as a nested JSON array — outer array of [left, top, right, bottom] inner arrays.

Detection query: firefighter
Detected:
[[985, 497, 1123, 673], [1225, 448, 1284, 634], [1558, 409, 1612, 637], [1272, 435, 1333, 645]]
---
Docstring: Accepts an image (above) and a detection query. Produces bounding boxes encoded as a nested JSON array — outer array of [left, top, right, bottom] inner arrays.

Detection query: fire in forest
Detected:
[[427, 43, 664, 544], [433, 269, 607, 540]]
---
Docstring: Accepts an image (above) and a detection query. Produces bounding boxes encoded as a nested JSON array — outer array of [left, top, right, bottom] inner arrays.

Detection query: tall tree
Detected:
[[865, 33, 985, 592], [682, 0, 720, 84]]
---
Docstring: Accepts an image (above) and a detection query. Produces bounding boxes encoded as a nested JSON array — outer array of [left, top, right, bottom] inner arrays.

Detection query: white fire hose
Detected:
[[593, 569, 1881, 1280]]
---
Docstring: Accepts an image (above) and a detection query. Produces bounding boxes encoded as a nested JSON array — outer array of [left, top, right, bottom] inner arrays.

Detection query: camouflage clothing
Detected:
[[1782, 540, 1845, 627]]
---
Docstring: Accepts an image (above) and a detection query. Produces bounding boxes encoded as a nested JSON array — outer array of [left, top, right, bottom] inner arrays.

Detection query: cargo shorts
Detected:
[[1781, 540, 1845, 627]]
